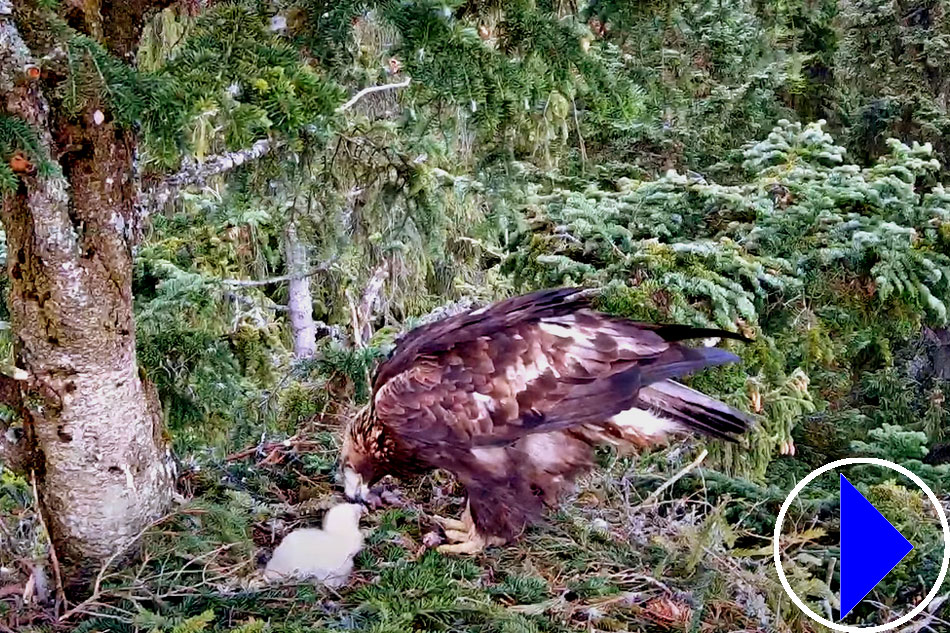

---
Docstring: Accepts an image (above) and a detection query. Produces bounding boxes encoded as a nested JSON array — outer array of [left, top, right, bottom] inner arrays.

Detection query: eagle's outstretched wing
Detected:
[[371, 287, 751, 450]]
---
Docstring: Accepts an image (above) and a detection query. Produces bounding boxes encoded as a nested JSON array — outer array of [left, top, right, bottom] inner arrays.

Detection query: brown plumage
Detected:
[[340, 287, 753, 554]]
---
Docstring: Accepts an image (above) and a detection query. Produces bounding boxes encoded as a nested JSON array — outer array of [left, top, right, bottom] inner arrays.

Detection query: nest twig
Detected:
[[224, 435, 328, 463]]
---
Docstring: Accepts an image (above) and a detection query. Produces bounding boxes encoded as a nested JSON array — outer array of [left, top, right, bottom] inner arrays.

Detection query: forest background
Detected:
[[3, 0, 950, 631]]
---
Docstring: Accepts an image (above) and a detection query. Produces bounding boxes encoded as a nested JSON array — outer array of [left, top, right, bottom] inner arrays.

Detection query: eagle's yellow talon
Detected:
[[443, 528, 469, 542], [433, 515, 468, 531], [435, 526, 505, 555], [433, 516, 466, 530], [437, 539, 485, 555], [434, 503, 474, 533]]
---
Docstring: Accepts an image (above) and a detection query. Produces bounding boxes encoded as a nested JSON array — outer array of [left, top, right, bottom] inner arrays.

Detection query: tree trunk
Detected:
[[283, 219, 318, 359], [1, 3, 173, 583]]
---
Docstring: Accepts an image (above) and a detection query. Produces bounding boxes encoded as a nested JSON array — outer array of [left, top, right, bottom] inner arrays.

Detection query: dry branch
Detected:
[[640, 449, 708, 507], [348, 263, 388, 348], [58, 512, 177, 622], [220, 256, 337, 287], [30, 472, 66, 615], [223, 291, 288, 312], [224, 435, 328, 462], [358, 264, 388, 340], [135, 138, 276, 222], [136, 78, 412, 219], [335, 78, 411, 114]]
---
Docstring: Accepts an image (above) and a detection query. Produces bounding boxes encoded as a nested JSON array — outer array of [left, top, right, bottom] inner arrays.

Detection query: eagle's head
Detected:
[[340, 405, 391, 503]]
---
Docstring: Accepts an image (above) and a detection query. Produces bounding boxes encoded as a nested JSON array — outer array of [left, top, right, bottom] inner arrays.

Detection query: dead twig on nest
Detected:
[[224, 436, 327, 462], [59, 513, 177, 622], [638, 449, 708, 508]]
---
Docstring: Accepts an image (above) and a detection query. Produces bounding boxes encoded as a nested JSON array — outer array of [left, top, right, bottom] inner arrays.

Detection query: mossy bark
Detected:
[[1, 1, 174, 587]]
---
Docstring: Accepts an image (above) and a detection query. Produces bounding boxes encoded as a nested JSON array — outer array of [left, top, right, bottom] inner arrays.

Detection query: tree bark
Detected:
[[2, 3, 174, 584], [283, 219, 318, 359], [0, 372, 28, 473]]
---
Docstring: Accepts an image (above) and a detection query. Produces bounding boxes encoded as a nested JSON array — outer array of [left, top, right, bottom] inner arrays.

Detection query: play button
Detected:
[[774, 457, 950, 632], [839, 474, 914, 619]]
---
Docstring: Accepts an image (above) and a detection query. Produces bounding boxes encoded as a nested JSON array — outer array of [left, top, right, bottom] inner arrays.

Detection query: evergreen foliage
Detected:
[[5, 1, 950, 631], [0, 114, 52, 192], [500, 120, 950, 483], [837, 0, 950, 165], [138, 3, 344, 167]]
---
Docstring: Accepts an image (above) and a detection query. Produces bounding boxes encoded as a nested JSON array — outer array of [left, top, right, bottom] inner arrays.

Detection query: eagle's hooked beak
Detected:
[[342, 467, 371, 504]]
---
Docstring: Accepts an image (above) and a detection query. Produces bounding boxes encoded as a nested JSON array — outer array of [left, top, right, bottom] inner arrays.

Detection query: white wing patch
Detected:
[[539, 315, 668, 356], [522, 433, 562, 470], [472, 391, 495, 414], [537, 320, 577, 339], [471, 447, 508, 476], [503, 339, 555, 393]]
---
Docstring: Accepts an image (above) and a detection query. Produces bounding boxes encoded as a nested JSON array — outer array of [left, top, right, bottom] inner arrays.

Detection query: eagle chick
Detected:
[[340, 287, 754, 554], [263, 503, 364, 587]]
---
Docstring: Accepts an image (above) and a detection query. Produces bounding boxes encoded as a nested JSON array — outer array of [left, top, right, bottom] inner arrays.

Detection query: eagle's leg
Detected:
[[433, 500, 474, 533], [437, 529, 505, 555], [436, 501, 505, 554], [432, 504, 474, 538], [442, 526, 471, 542], [434, 518, 468, 531]]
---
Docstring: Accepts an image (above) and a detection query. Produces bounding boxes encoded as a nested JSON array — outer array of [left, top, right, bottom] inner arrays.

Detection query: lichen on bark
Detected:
[[1, 1, 175, 586]]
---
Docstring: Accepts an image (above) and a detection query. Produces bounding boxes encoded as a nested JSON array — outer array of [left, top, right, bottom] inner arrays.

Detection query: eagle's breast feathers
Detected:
[[341, 287, 753, 542]]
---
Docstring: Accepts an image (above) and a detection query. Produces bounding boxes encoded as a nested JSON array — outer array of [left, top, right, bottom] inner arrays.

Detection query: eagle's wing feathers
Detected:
[[372, 287, 591, 393], [372, 288, 749, 451]]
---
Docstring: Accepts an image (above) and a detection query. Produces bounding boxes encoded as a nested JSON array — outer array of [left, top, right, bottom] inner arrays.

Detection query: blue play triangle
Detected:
[[839, 474, 914, 619]]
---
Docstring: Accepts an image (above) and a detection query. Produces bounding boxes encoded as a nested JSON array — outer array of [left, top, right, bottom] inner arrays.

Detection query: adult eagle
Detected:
[[340, 287, 752, 554]]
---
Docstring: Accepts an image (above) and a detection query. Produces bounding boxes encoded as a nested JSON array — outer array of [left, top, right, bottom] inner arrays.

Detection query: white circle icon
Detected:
[[773, 457, 950, 632]]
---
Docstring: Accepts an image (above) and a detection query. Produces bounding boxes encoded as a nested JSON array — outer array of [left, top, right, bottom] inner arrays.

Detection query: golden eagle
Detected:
[[340, 287, 752, 554]]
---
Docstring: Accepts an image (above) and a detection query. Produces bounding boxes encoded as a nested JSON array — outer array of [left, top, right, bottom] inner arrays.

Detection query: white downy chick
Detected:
[[263, 503, 364, 588]]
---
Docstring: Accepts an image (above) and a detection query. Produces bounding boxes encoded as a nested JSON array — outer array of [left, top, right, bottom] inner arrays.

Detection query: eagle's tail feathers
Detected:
[[641, 323, 753, 343], [474, 346, 749, 447], [639, 347, 740, 385], [637, 380, 752, 442]]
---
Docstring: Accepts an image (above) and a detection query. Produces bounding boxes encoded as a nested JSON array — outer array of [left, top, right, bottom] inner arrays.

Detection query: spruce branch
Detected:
[[137, 79, 412, 221]]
